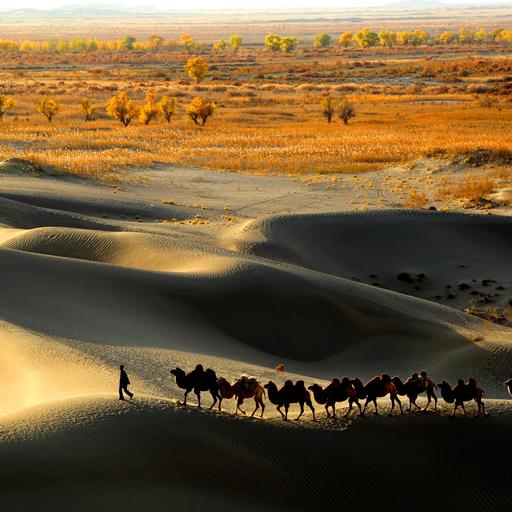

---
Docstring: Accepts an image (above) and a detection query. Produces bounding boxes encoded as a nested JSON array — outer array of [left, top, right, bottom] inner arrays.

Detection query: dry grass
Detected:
[[0, 86, 511, 179], [437, 176, 496, 204]]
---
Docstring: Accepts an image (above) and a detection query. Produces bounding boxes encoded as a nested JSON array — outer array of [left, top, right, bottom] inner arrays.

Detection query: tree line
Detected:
[[1, 26, 511, 54], [0, 92, 215, 127]]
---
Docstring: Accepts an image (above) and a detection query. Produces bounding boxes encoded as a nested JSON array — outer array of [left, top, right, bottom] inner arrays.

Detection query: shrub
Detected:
[[185, 56, 208, 83], [158, 96, 176, 123], [320, 96, 335, 123], [36, 97, 59, 123], [139, 92, 159, 125], [106, 91, 140, 127], [338, 99, 356, 124], [313, 33, 332, 48], [0, 94, 15, 121], [186, 96, 215, 126], [80, 98, 97, 122]]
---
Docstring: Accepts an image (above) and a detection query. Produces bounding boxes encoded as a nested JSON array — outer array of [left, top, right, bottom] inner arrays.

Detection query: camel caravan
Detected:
[[170, 365, 496, 420]]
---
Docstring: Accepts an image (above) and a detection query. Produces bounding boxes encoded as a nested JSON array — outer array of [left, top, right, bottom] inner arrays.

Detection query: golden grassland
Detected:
[[0, 40, 511, 180], [1, 86, 511, 178]]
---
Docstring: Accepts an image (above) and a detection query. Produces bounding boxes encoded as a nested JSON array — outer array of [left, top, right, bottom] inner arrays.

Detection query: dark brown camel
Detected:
[[438, 378, 487, 417], [217, 375, 266, 417], [170, 365, 220, 409], [352, 374, 403, 416], [264, 380, 316, 421], [308, 377, 362, 418], [391, 375, 426, 411]]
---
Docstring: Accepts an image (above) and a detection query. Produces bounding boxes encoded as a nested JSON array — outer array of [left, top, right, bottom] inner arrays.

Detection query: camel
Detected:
[[217, 375, 266, 417], [264, 380, 316, 421], [308, 377, 362, 418], [438, 379, 487, 417], [170, 365, 221, 409], [505, 379, 512, 397], [391, 375, 427, 411], [352, 374, 403, 416]]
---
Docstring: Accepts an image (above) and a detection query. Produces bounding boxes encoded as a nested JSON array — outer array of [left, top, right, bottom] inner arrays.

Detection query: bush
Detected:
[[186, 96, 215, 126]]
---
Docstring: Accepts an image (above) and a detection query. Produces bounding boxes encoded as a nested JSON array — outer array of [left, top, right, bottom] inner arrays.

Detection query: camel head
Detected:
[[170, 367, 184, 377], [308, 383, 323, 393], [264, 381, 277, 391], [438, 380, 451, 390], [381, 373, 392, 382], [331, 378, 341, 386]]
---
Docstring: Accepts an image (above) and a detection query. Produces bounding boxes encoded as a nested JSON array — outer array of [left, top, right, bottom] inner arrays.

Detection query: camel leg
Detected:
[[296, 402, 304, 420], [276, 404, 285, 419], [362, 397, 371, 415], [373, 398, 378, 415], [183, 390, 190, 406], [260, 401, 265, 418], [389, 397, 395, 416], [209, 390, 217, 410], [433, 396, 438, 411], [307, 399, 316, 421], [452, 403, 458, 416], [461, 402, 466, 416], [196, 391, 201, 409], [324, 404, 331, 418], [251, 398, 259, 418], [284, 404, 289, 421], [218, 396, 223, 412], [236, 397, 246, 416], [345, 399, 353, 418], [396, 396, 403, 415]]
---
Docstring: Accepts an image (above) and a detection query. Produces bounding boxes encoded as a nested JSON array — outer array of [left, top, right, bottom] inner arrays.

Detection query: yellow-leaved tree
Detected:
[[186, 96, 215, 127], [106, 91, 140, 127], [320, 96, 335, 124], [0, 94, 15, 121], [36, 98, 59, 123], [229, 34, 242, 52], [158, 96, 177, 123], [185, 57, 208, 83], [139, 92, 159, 125], [338, 32, 353, 48], [80, 98, 97, 122]]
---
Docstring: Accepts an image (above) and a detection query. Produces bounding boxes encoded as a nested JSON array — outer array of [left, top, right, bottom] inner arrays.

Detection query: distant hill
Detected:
[[382, 0, 448, 8]]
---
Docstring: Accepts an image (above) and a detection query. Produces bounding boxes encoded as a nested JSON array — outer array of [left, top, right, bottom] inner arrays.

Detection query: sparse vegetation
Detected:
[[185, 56, 209, 83], [0, 94, 15, 121], [106, 91, 140, 127], [320, 96, 335, 123], [36, 98, 59, 123], [80, 98, 97, 122], [186, 96, 215, 126]]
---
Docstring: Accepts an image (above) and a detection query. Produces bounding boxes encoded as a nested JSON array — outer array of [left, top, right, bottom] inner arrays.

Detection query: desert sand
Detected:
[[1, 160, 512, 511]]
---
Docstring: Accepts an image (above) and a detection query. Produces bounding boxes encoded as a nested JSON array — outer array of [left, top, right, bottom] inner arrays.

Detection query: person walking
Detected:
[[119, 365, 134, 400]]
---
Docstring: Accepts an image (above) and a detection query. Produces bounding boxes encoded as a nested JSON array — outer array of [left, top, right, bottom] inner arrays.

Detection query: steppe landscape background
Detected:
[[1, 2, 512, 511]]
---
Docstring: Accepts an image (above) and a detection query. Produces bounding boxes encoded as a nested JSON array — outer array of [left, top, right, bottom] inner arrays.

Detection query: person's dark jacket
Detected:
[[120, 369, 130, 386]]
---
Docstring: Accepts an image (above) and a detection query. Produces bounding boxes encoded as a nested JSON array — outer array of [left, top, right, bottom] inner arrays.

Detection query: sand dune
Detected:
[[3, 395, 512, 512], [1, 170, 511, 511]]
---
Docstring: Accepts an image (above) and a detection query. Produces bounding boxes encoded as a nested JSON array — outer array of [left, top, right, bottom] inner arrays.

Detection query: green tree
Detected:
[[120, 35, 136, 50], [355, 29, 379, 48], [280, 36, 297, 53], [313, 33, 332, 48]]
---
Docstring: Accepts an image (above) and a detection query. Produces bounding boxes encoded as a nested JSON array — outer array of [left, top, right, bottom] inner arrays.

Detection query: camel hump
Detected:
[[367, 376, 381, 386]]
